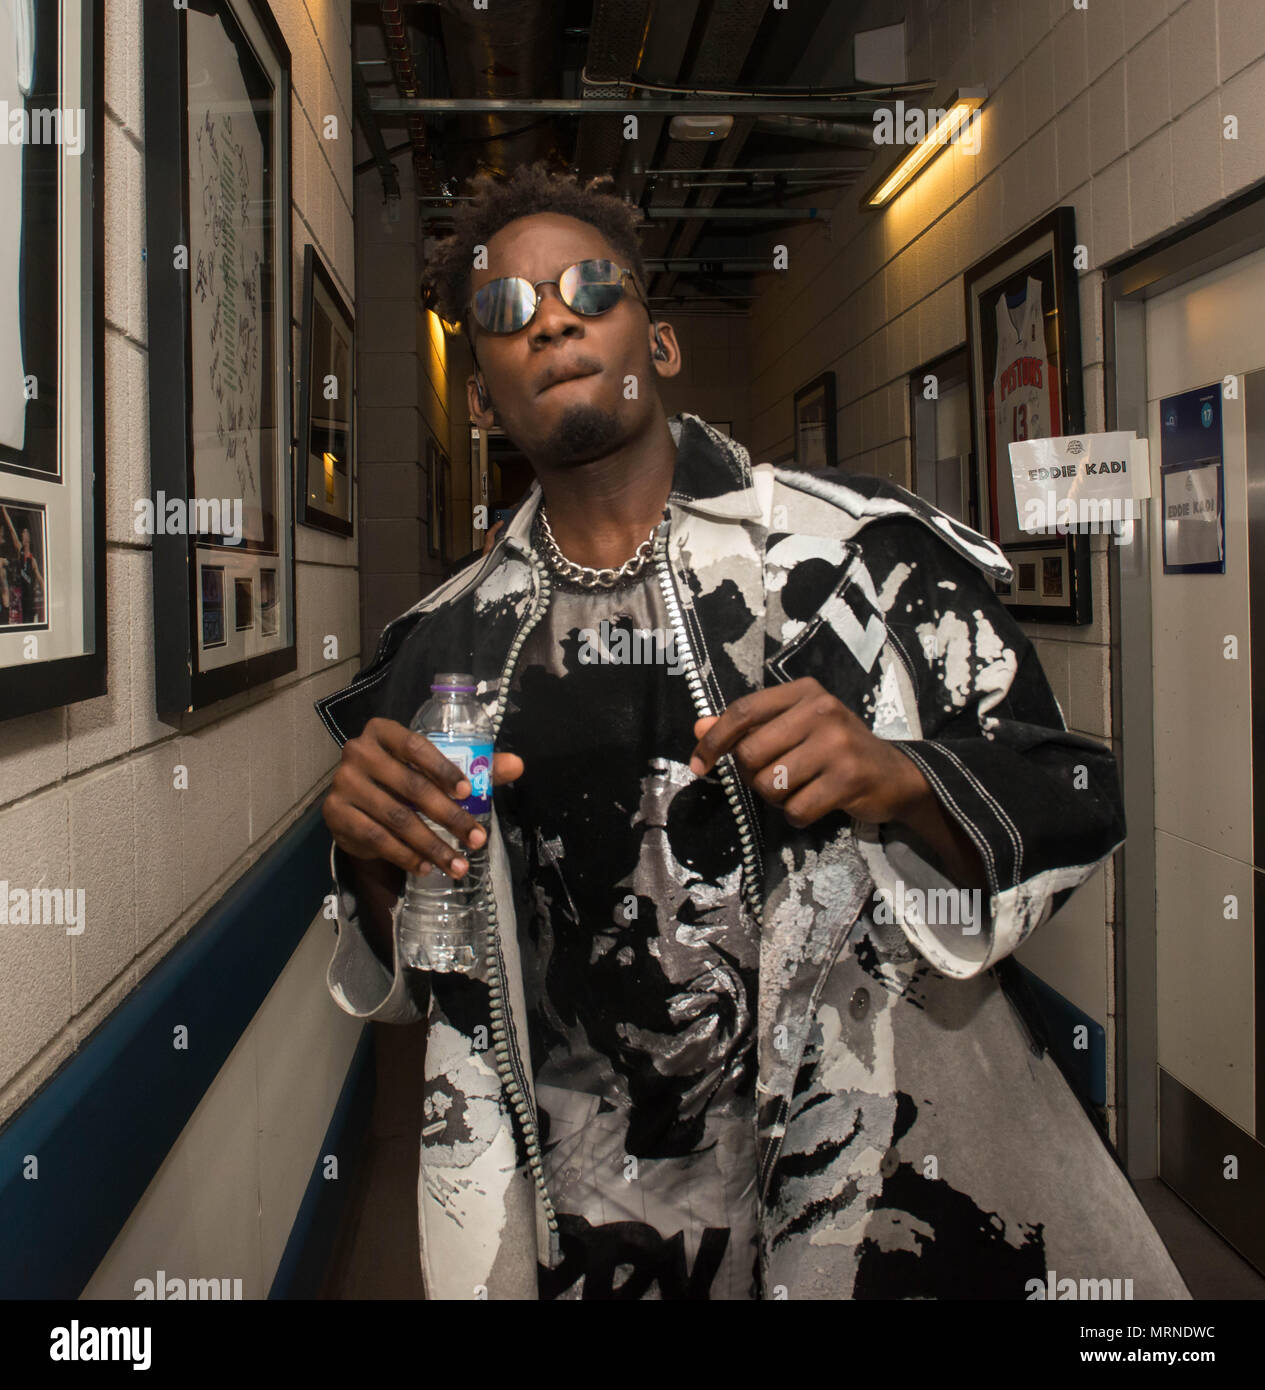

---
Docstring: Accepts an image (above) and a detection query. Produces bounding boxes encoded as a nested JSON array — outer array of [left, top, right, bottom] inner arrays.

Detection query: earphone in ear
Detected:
[[475, 374, 489, 409], [652, 325, 668, 361]]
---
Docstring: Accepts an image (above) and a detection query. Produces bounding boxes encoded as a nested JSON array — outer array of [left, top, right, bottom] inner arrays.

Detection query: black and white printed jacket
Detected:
[[314, 413, 1189, 1301]]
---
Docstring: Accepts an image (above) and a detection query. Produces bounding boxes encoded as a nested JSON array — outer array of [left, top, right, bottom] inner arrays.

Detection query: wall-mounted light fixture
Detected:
[[861, 86, 987, 210]]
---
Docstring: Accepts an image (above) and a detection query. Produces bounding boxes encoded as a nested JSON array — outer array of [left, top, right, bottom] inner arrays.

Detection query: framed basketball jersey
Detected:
[[965, 208, 1091, 624], [989, 275, 1062, 542]]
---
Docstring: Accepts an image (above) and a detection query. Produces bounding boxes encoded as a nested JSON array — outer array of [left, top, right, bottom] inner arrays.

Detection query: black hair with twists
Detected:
[[422, 162, 650, 331]]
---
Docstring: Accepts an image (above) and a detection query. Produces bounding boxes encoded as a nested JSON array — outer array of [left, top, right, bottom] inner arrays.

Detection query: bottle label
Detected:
[[430, 736, 493, 815]]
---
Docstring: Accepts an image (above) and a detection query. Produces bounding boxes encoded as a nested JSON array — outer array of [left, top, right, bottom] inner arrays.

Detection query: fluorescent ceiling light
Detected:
[[862, 87, 987, 209]]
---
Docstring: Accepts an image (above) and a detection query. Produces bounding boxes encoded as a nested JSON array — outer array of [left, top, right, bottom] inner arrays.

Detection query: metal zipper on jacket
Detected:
[[479, 551, 559, 1243], [652, 522, 765, 926], [884, 628, 920, 704]]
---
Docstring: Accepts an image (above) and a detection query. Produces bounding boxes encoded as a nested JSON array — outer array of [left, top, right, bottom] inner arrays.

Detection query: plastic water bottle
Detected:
[[397, 673, 493, 973]]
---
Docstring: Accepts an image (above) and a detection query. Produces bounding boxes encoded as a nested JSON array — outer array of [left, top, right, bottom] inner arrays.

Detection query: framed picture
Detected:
[[427, 433, 450, 564], [909, 348, 974, 527], [0, 500, 48, 631], [964, 207, 1091, 623], [297, 244, 354, 536], [199, 565, 225, 649], [793, 372, 837, 470], [233, 576, 253, 631], [259, 566, 278, 635], [1159, 383, 1226, 575], [142, 0, 296, 714], [0, 0, 106, 722]]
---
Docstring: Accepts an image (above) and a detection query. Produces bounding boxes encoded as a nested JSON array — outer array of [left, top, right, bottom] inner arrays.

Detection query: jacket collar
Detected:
[[664, 414, 765, 519], [496, 411, 1011, 582], [344, 408, 1013, 719]]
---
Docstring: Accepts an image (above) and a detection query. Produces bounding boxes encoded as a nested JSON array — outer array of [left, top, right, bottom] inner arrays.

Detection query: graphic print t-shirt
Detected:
[[494, 520, 761, 1300]]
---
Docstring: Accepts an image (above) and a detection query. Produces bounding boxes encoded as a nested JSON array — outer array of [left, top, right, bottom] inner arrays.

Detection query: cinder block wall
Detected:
[[356, 155, 435, 660], [743, 0, 1265, 1137], [353, 1, 455, 659], [655, 314, 753, 447], [0, 0, 359, 1128]]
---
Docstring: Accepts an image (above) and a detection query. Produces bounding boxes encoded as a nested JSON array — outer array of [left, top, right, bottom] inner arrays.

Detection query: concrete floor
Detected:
[[319, 1027, 1265, 1301], [319, 1022, 426, 1300], [1134, 1178, 1265, 1300]]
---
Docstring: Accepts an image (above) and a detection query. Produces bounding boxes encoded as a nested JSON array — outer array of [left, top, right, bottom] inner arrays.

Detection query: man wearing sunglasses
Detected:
[[317, 165, 1188, 1302]]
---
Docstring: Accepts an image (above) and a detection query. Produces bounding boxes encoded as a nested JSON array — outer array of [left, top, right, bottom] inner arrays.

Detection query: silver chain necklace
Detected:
[[537, 506, 657, 589]]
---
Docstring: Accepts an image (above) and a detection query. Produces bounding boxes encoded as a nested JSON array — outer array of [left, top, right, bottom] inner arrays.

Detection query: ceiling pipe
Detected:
[[572, 0, 655, 183], [418, 0, 566, 183], [667, 177, 857, 189], [371, 97, 901, 115], [417, 200, 832, 222], [377, 0, 444, 195], [352, 63, 401, 201], [641, 206, 831, 220], [644, 258, 782, 271], [641, 164, 868, 174], [751, 114, 876, 146]]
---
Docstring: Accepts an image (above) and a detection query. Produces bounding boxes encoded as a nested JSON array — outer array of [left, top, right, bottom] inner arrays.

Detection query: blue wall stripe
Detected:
[[0, 799, 336, 1298], [1012, 960, 1107, 1108], [270, 1023, 375, 1299]]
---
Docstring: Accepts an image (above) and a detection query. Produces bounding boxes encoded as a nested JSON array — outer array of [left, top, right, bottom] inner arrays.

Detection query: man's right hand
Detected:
[[322, 715, 525, 881]]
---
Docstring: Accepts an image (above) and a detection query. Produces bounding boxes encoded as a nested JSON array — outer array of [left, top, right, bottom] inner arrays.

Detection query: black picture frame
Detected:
[[200, 565, 225, 648], [142, 0, 296, 716], [964, 207, 1091, 624], [296, 244, 355, 537], [0, 0, 106, 723], [909, 346, 974, 528], [1159, 384, 1226, 575], [793, 371, 837, 469]]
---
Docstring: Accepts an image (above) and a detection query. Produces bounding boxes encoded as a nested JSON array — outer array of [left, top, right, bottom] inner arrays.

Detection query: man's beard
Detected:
[[540, 402, 622, 466]]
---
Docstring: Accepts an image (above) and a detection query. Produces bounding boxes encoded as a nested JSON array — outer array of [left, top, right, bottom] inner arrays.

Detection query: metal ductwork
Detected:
[[419, 0, 566, 185], [572, 0, 656, 185], [361, 0, 893, 308], [751, 115, 877, 147], [631, 0, 780, 303]]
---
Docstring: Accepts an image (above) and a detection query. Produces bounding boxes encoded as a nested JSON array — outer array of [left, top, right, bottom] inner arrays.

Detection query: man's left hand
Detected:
[[689, 677, 927, 829]]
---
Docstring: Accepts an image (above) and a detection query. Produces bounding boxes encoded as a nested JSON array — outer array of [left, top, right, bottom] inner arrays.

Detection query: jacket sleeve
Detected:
[[851, 518, 1125, 980], [315, 619, 441, 1027], [324, 841, 428, 1024]]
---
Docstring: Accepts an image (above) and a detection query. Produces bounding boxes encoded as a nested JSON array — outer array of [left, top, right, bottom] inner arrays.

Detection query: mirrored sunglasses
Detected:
[[469, 259, 642, 334]]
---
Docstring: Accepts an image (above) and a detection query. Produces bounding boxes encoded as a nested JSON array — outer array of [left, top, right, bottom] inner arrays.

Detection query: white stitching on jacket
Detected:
[[895, 743, 1000, 901], [936, 743, 1023, 888]]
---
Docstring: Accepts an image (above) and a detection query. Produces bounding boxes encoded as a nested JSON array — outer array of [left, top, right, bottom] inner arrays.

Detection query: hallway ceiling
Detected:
[[351, 0, 928, 315]]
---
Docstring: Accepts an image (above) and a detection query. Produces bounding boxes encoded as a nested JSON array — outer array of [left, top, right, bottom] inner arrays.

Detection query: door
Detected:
[[1144, 246, 1265, 1273]]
